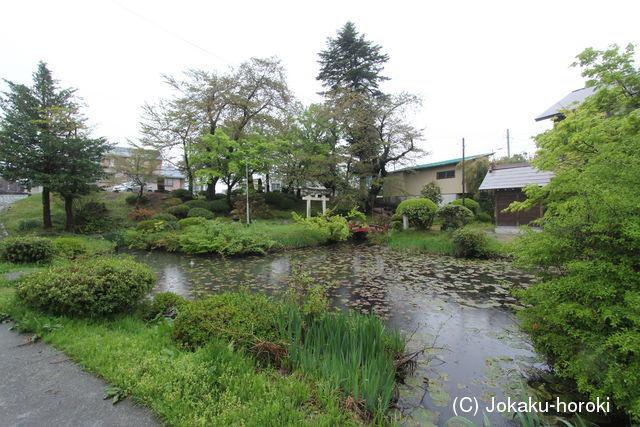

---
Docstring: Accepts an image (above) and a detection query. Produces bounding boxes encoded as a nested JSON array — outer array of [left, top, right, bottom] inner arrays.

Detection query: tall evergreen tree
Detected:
[[317, 22, 389, 97]]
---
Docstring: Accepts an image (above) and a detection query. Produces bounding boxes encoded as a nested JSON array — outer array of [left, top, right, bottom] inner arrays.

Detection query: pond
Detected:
[[130, 243, 545, 426]]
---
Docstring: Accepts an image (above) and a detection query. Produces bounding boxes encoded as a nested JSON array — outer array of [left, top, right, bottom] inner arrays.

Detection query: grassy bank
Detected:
[[0, 286, 360, 426]]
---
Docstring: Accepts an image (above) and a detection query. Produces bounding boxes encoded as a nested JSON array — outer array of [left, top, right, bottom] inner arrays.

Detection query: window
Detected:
[[436, 170, 455, 179], [164, 178, 174, 187]]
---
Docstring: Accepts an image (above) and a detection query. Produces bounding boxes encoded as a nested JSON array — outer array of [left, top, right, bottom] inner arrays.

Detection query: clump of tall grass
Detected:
[[277, 304, 405, 420]]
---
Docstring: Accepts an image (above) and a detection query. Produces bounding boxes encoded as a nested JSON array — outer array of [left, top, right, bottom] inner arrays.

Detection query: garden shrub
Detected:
[[164, 197, 183, 207], [74, 200, 111, 234], [451, 198, 480, 214], [476, 210, 493, 222], [151, 213, 178, 222], [179, 221, 275, 255], [208, 199, 231, 213], [177, 217, 207, 229], [0, 236, 55, 263], [142, 291, 189, 320], [390, 213, 403, 231], [150, 232, 181, 252], [167, 204, 190, 219], [125, 194, 149, 205], [234, 195, 269, 221], [173, 292, 279, 348], [396, 198, 437, 230], [291, 212, 349, 242], [438, 204, 474, 230], [184, 199, 211, 210], [136, 219, 175, 232], [187, 208, 214, 220], [420, 181, 443, 205], [16, 256, 156, 316], [128, 209, 156, 221], [264, 192, 297, 210], [452, 227, 489, 258], [53, 237, 89, 259], [16, 219, 40, 232], [169, 189, 193, 202]]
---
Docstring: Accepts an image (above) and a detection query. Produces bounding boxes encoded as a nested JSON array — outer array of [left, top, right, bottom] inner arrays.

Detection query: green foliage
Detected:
[[283, 269, 329, 318], [476, 211, 493, 223], [396, 198, 437, 230], [234, 194, 269, 222], [187, 207, 214, 220], [126, 194, 148, 205], [52, 237, 89, 259], [177, 217, 207, 229], [0, 237, 55, 263], [463, 157, 490, 194], [150, 213, 177, 222], [208, 199, 231, 213], [277, 305, 404, 417], [163, 197, 183, 207], [16, 219, 40, 232], [390, 213, 403, 231], [167, 204, 190, 218], [169, 189, 193, 201], [512, 44, 640, 421], [73, 200, 112, 234], [178, 220, 275, 256], [136, 219, 175, 232], [451, 198, 480, 214], [438, 204, 474, 230], [452, 227, 490, 258], [16, 256, 156, 316], [264, 192, 298, 210], [141, 291, 188, 320], [386, 230, 457, 255], [183, 199, 210, 210], [292, 211, 349, 242], [420, 181, 443, 205], [345, 206, 367, 223], [173, 292, 279, 348]]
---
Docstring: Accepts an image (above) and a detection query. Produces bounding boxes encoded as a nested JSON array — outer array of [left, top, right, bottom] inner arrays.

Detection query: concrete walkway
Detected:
[[0, 323, 158, 427], [0, 194, 28, 238]]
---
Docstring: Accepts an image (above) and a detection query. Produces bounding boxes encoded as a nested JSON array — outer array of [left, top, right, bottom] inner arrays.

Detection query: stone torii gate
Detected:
[[302, 195, 329, 217]]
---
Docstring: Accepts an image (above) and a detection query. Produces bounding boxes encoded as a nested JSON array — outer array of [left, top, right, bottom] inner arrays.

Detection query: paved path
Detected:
[[0, 195, 28, 238], [0, 323, 159, 427]]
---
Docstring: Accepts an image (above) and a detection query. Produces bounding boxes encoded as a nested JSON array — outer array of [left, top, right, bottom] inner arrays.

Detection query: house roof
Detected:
[[479, 163, 553, 190], [391, 153, 494, 173], [159, 167, 184, 179], [535, 87, 595, 121]]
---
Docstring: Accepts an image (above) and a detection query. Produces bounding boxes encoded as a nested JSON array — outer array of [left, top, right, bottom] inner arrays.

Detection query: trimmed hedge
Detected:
[[126, 194, 149, 205], [187, 208, 214, 220], [169, 189, 193, 202], [16, 256, 156, 316], [451, 198, 480, 214], [184, 199, 211, 210], [452, 227, 489, 258], [396, 198, 438, 230], [177, 217, 207, 228], [167, 204, 190, 219], [0, 237, 55, 263], [53, 237, 89, 259], [172, 292, 279, 348], [151, 213, 178, 222], [438, 204, 474, 230], [208, 199, 231, 213]]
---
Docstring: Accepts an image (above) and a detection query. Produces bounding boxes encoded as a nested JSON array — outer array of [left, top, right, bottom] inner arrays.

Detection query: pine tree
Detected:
[[317, 22, 389, 97]]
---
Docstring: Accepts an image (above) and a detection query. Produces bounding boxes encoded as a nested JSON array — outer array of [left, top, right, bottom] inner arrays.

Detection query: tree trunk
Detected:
[[205, 178, 218, 200], [266, 173, 270, 193], [42, 187, 53, 229], [64, 196, 74, 233], [257, 178, 263, 193]]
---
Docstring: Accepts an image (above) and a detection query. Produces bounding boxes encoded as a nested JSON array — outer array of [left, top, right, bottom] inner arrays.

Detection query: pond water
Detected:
[[130, 243, 545, 426]]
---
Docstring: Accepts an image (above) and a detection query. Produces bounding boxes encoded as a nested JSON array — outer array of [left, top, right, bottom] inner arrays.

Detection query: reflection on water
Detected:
[[130, 243, 544, 426]]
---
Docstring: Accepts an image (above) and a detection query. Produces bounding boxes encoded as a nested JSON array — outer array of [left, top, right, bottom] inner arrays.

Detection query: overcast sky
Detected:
[[2, 0, 638, 167]]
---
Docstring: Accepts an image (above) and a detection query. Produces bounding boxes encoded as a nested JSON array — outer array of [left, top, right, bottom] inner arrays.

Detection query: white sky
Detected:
[[2, 0, 639, 167]]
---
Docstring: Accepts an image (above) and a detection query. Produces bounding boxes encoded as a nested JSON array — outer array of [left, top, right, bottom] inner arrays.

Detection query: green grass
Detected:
[[0, 289, 359, 426], [385, 230, 457, 254], [249, 221, 329, 249]]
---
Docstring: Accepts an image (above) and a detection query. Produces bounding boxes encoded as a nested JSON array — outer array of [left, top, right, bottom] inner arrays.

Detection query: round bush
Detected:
[[169, 189, 193, 202], [151, 213, 178, 222], [438, 204, 474, 230], [177, 217, 207, 228], [142, 292, 189, 320], [164, 197, 183, 207], [396, 198, 438, 230], [136, 219, 175, 232], [125, 194, 149, 205], [184, 199, 211, 210], [16, 257, 156, 316], [172, 292, 279, 348], [16, 219, 40, 232], [53, 237, 89, 259], [451, 198, 480, 214], [476, 211, 493, 223], [0, 237, 55, 263], [264, 192, 297, 210], [452, 227, 489, 258], [208, 199, 231, 213], [167, 204, 190, 219], [187, 208, 214, 220]]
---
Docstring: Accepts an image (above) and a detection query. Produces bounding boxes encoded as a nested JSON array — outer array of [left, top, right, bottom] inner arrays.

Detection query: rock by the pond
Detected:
[[3, 271, 32, 281]]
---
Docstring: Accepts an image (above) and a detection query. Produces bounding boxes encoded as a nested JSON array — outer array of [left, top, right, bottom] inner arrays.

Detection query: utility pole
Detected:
[[506, 129, 511, 158], [245, 154, 250, 225], [461, 137, 466, 207]]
